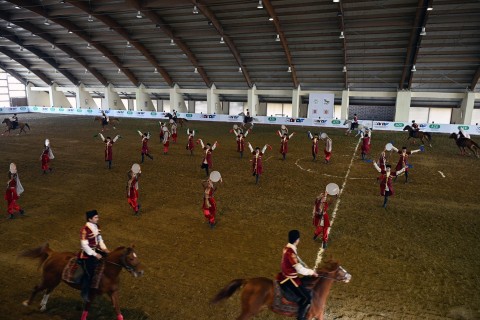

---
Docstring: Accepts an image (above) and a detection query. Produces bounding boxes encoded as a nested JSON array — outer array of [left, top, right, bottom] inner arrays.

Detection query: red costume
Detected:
[[127, 174, 140, 214], [312, 194, 330, 244], [251, 151, 264, 175], [276, 243, 314, 286], [324, 137, 332, 162], [279, 136, 289, 154], [311, 137, 319, 156], [202, 180, 217, 226], [104, 141, 114, 161], [171, 124, 177, 143], [186, 130, 195, 152], [141, 137, 149, 155], [395, 150, 412, 172], [377, 168, 403, 196], [202, 148, 213, 168], [361, 132, 371, 155], [5, 177, 21, 215], [78, 223, 105, 259], [412, 122, 419, 131], [41, 148, 51, 171], [162, 130, 170, 154]]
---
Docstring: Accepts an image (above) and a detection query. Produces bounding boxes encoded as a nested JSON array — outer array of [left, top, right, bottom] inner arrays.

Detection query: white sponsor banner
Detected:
[[308, 93, 335, 119], [0, 106, 29, 114]]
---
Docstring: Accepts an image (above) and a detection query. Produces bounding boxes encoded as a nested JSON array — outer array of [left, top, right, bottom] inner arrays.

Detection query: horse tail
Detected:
[[19, 243, 52, 269], [25, 123, 30, 130], [211, 279, 246, 304]]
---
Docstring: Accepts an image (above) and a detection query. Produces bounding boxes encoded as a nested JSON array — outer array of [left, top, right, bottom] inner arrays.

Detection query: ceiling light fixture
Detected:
[[154, 68, 158, 74], [220, 36, 224, 44], [275, 34, 280, 41], [238, 67, 242, 73], [19, 46, 24, 51], [269, 17, 273, 21], [411, 65, 416, 72], [194, 67, 198, 73], [257, 0, 263, 9], [31, 32, 36, 37], [343, 65, 347, 72], [136, 11, 142, 19], [84, 69, 88, 74], [52, 44, 56, 49], [44, 19, 50, 26], [287, 66, 292, 73], [193, 5, 199, 14], [6, 22, 12, 28], [118, 68, 121, 74], [60, 0, 66, 3], [87, 43, 92, 49], [420, 27, 426, 36], [170, 39, 175, 45], [333, 0, 340, 3], [88, 14, 93, 22], [427, 5, 433, 11], [339, 31, 345, 39], [14, 5, 20, 9], [126, 41, 131, 48], [68, 29, 73, 34]]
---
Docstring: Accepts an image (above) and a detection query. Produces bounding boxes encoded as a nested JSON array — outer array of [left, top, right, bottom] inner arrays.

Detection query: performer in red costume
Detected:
[[126, 168, 141, 215], [373, 163, 406, 208], [247, 142, 271, 184], [40, 139, 55, 174], [170, 121, 178, 143], [360, 128, 372, 160], [307, 131, 319, 161], [78, 210, 110, 303], [186, 128, 195, 156], [98, 133, 120, 169], [137, 131, 153, 163], [392, 146, 423, 183], [202, 176, 222, 229], [161, 126, 171, 155], [321, 133, 333, 164], [312, 192, 331, 248], [5, 163, 24, 219], [276, 230, 318, 320], [159, 122, 165, 142], [198, 139, 218, 177], [231, 128, 249, 158], [277, 130, 295, 160]]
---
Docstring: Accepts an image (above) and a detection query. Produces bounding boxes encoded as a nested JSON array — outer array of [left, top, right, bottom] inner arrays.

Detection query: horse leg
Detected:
[[39, 290, 52, 312], [109, 290, 124, 320], [23, 283, 46, 307]]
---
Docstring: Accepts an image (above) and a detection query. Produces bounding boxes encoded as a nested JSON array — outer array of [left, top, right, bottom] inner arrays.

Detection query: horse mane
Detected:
[[316, 259, 340, 274]]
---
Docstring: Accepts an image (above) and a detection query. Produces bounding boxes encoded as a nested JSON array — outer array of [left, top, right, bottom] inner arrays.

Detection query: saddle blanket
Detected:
[[271, 281, 299, 317], [62, 257, 105, 289]]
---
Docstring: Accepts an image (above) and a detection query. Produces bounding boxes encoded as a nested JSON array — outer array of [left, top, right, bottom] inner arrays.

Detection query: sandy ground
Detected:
[[0, 113, 479, 320]]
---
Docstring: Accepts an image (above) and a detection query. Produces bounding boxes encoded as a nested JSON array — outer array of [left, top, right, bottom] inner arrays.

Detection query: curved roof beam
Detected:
[[0, 12, 108, 86], [5, 0, 139, 86], [0, 61, 27, 85], [470, 68, 480, 91], [0, 46, 51, 84], [263, 0, 299, 88], [399, 0, 432, 89], [66, 0, 173, 87], [127, 0, 211, 87], [336, 1, 348, 89], [0, 27, 78, 84], [192, 0, 253, 87]]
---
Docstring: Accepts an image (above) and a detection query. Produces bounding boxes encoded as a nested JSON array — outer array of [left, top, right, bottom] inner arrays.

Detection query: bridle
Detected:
[[315, 266, 351, 282], [106, 249, 137, 274]]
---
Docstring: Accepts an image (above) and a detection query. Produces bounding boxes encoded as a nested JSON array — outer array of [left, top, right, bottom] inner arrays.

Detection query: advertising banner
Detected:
[[307, 93, 335, 119]]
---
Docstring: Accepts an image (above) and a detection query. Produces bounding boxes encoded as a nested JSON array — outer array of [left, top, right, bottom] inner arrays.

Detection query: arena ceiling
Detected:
[[0, 0, 479, 100]]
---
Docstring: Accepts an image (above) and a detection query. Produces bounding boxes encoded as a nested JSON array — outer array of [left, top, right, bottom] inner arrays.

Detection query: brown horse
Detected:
[[449, 133, 479, 157], [211, 259, 351, 320], [20, 243, 144, 320], [2, 118, 30, 134], [94, 116, 119, 131], [403, 125, 432, 147]]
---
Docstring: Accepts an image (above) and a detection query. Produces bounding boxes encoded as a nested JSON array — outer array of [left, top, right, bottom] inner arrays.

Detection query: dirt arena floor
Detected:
[[0, 113, 479, 320]]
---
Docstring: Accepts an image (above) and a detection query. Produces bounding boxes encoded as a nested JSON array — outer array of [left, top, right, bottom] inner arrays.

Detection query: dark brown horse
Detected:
[[449, 133, 479, 158], [20, 243, 144, 320], [2, 118, 30, 134], [403, 125, 432, 147], [211, 259, 351, 320], [94, 116, 119, 131]]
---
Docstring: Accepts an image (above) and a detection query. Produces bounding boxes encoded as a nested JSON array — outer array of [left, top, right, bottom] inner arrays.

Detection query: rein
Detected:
[[105, 250, 136, 273]]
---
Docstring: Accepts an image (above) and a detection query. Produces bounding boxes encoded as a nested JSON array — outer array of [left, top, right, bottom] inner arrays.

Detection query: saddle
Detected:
[[62, 257, 105, 289], [271, 280, 300, 317]]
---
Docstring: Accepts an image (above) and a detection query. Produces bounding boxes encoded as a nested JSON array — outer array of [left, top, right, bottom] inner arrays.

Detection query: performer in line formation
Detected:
[[126, 168, 141, 215], [186, 128, 195, 156], [98, 133, 120, 169], [198, 139, 218, 177], [373, 163, 406, 208], [279, 125, 289, 136], [202, 176, 222, 229], [360, 128, 372, 160], [137, 131, 153, 163], [321, 133, 333, 164], [5, 163, 24, 219], [307, 131, 319, 161], [40, 139, 55, 174], [277, 130, 295, 160], [231, 127, 249, 158], [170, 121, 178, 143], [376, 144, 395, 181], [159, 122, 165, 143], [312, 192, 331, 249], [162, 126, 171, 155], [247, 142, 271, 184], [78, 210, 109, 302], [276, 230, 318, 320], [392, 146, 423, 183]]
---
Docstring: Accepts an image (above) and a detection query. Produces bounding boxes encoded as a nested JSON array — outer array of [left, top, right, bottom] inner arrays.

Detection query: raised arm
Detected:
[[307, 131, 313, 139], [232, 129, 239, 136], [113, 135, 120, 142], [391, 146, 399, 152], [244, 130, 249, 137], [212, 141, 218, 150], [99, 133, 105, 142], [247, 142, 253, 153], [289, 132, 295, 139], [373, 162, 382, 173], [411, 149, 421, 154], [137, 130, 143, 137], [198, 139, 204, 149], [277, 130, 282, 137], [262, 144, 268, 154]]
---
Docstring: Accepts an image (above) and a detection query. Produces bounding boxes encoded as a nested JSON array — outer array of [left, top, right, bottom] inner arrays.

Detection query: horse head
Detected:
[[315, 259, 351, 284], [343, 120, 349, 125], [449, 133, 457, 139], [2, 118, 9, 124], [109, 245, 145, 278], [403, 125, 411, 131]]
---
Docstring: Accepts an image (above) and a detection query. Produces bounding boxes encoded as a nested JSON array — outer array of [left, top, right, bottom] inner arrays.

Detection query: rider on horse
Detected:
[[277, 230, 318, 320], [11, 114, 19, 129], [101, 110, 109, 127], [411, 120, 420, 131], [78, 210, 110, 302], [350, 114, 358, 131]]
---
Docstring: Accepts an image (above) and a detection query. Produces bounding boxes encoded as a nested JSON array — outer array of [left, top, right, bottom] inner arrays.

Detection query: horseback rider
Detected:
[[277, 230, 318, 320], [10, 113, 18, 129], [457, 127, 470, 139], [172, 109, 178, 122], [411, 120, 420, 131], [350, 113, 358, 131], [101, 110, 109, 127], [78, 210, 110, 302], [244, 109, 252, 124]]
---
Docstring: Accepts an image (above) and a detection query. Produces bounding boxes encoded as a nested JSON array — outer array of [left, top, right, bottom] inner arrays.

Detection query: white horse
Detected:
[[343, 119, 365, 136]]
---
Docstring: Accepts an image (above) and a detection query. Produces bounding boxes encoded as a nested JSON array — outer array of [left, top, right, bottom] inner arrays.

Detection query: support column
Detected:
[[341, 89, 349, 120], [49, 83, 72, 107], [247, 84, 258, 116], [135, 84, 155, 111], [207, 84, 220, 114], [169, 84, 187, 112], [75, 83, 97, 109], [452, 91, 475, 124], [291, 85, 301, 118], [26, 83, 49, 107], [394, 90, 412, 122], [102, 84, 125, 110]]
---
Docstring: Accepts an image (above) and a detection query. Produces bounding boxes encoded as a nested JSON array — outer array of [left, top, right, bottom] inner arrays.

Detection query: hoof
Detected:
[[40, 305, 46, 312], [22, 300, 29, 307]]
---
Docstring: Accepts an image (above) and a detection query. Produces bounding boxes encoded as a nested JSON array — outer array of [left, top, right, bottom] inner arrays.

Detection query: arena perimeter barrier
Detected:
[[1, 105, 479, 136]]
